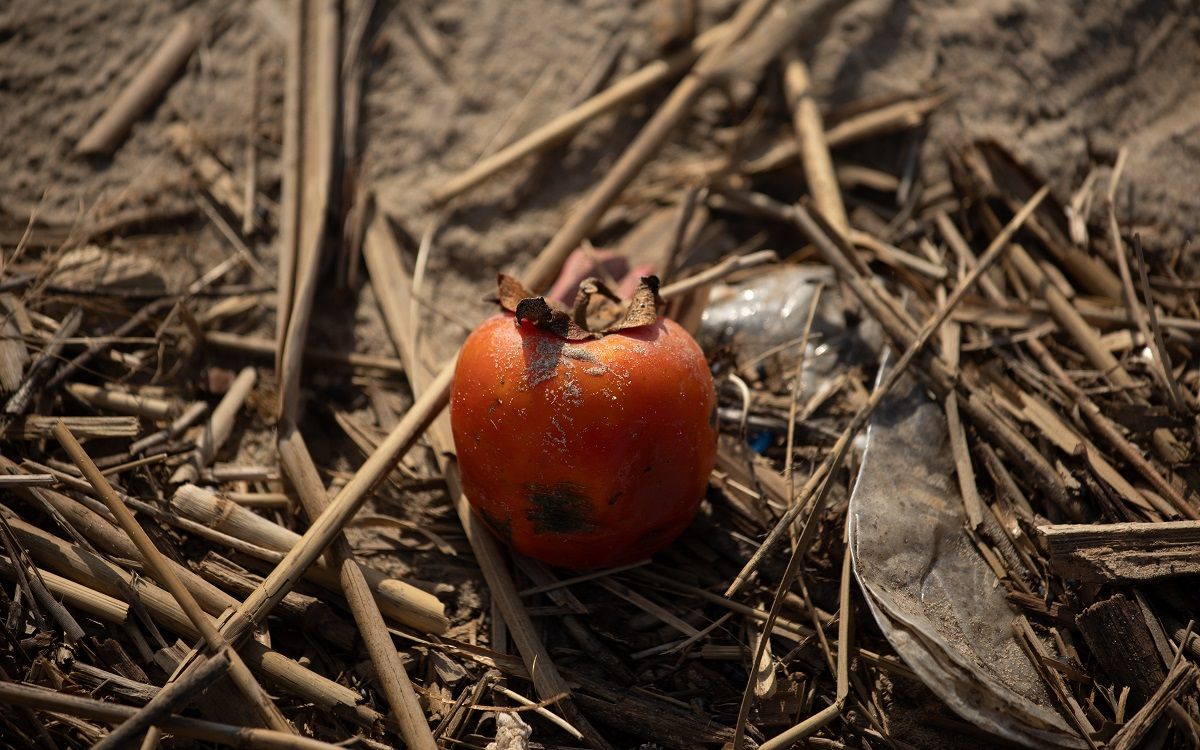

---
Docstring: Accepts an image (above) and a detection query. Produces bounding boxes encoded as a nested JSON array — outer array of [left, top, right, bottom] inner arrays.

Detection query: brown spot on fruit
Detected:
[[525, 482, 595, 534]]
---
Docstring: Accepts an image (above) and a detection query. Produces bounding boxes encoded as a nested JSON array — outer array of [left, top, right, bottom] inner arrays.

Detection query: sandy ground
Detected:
[[5, 0, 1197, 307]]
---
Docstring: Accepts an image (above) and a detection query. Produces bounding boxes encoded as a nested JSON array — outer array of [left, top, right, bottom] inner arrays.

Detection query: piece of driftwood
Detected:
[[1040, 521, 1200, 581]]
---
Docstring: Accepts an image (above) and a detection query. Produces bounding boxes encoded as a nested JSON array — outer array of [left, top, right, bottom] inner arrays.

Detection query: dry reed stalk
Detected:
[[277, 0, 341, 425], [999, 224, 1194, 497], [204, 330, 407, 372], [704, 92, 947, 180], [939, 304, 985, 529], [45, 253, 240, 391], [0, 294, 29, 393], [428, 16, 736, 205], [164, 357, 452, 707], [130, 400, 208, 454], [521, 0, 778, 293], [276, 429, 438, 750], [274, 0, 304, 378], [66, 383, 178, 420], [4, 307, 81, 422], [53, 423, 294, 737], [747, 545, 854, 749], [226, 491, 291, 508], [934, 211, 1007, 305], [4, 511, 381, 725], [1026, 339, 1189, 514], [725, 187, 1052, 595], [170, 366, 256, 484], [0, 474, 55, 488], [0, 681, 344, 750], [75, 17, 203, 156], [361, 204, 610, 746], [267, 6, 439, 745], [0, 555, 129, 623], [783, 50, 847, 234], [172, 484, 448, 633], [166, 122, 253, 228], [4, 416, 140, 440], [93, 649, 232, 750], [243, 52, 262, 237]]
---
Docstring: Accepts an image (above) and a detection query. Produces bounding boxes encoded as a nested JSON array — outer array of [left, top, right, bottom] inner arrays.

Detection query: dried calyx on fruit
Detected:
[[494, 273, 663, 340]]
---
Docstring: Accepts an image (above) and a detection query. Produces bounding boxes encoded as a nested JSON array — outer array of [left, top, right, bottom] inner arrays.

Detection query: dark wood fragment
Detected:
[[1041, 521, 1200, 581], [1076, 593, 1166, 708]]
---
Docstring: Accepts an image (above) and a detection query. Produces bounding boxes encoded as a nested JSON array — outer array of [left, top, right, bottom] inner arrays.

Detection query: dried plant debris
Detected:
[[0, 1, 1198, 749], [495, 272, 663, 339]]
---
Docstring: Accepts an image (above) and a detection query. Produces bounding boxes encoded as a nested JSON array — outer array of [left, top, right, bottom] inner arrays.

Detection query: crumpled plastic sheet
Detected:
[[697, 265, 875, 392], [848, 358, 1086, 748]]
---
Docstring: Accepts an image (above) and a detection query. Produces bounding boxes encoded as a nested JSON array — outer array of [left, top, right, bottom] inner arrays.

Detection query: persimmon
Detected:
[[450, 275, 718, 568]]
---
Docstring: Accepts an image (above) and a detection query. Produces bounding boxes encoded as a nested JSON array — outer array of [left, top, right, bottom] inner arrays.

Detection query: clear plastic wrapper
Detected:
[[697, 265, 875, 392]]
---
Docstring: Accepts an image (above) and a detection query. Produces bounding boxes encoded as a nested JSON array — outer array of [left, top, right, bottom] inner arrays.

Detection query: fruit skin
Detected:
[[450, 312, 718, 568]]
